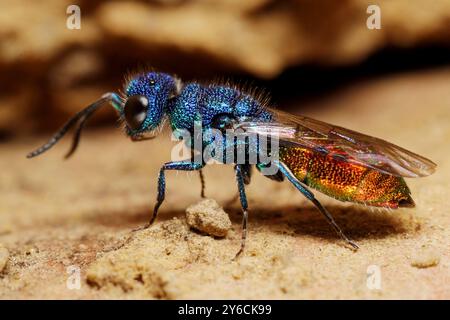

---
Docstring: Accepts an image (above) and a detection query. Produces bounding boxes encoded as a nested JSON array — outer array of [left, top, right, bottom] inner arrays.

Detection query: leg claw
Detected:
[[346, 239, 360, 250], [131, 223, 151, 233]]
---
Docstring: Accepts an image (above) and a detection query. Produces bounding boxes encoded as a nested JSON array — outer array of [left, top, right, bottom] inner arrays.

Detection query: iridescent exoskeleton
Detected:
[[28, 71, 436, 256]]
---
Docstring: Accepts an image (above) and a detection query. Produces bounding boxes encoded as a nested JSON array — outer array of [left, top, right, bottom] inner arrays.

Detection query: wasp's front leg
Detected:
[[138, 161, 205, 230]]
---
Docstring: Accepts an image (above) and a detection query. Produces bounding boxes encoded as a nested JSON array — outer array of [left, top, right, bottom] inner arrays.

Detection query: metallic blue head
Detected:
[[123, 72, 178, 136]]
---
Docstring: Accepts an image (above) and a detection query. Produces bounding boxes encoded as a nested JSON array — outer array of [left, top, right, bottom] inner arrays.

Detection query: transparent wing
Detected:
[[235, 108, 436, 178]]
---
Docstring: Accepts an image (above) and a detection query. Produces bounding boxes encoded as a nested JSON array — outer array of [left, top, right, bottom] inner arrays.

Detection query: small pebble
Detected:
[[411, 247, 440, 268], [0, 245, 10, 272], [186, 199, 232, 237]]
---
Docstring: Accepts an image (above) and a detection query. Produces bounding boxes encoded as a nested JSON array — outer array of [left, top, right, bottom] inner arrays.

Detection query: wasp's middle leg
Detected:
[[198, 170, 206, 198], [191, 148, 206, 198], [234, 164, 250, 258]]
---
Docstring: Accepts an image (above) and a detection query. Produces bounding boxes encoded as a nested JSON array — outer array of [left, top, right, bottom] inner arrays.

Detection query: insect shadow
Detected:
[[224, 205, 414, 242], [83, 202, 414, 243]]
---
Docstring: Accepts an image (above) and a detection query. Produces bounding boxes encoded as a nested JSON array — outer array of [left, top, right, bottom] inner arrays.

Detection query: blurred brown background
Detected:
[[1, 0, 450, 137]]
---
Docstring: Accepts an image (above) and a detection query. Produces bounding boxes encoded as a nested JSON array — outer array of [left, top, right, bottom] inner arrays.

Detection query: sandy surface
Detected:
[[0, 68, 449, 299]]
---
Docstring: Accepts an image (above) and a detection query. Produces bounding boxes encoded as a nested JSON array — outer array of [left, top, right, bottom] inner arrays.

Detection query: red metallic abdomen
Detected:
[[278, 146, 414, 208]]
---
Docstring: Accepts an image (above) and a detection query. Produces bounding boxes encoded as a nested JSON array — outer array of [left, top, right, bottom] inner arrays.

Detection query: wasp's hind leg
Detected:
[[276, 161, 359, 250], [233, 164, 250, 259], [135, 160, 205, 231], [256, 163, 284, 182]]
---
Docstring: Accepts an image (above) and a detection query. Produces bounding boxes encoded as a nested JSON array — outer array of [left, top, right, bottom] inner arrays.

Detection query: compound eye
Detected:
[[124, 95, 148, 130]]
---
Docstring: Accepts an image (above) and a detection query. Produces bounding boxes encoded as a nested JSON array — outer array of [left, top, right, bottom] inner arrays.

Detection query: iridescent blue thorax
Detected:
[[168, 83, 273, 132]]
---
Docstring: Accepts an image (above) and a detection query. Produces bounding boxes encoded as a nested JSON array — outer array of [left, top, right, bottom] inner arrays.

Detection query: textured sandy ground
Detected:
[[0, 68, 449, 299]]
